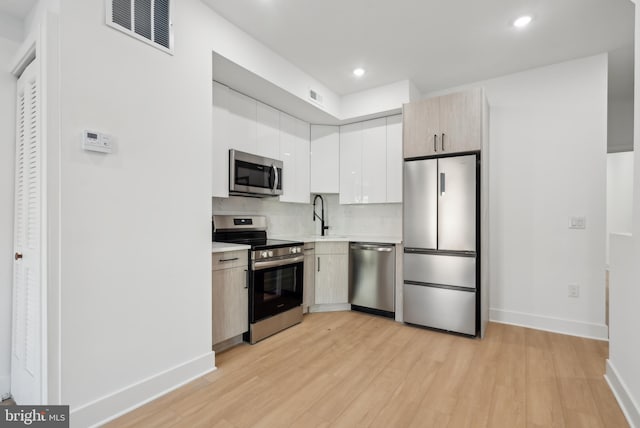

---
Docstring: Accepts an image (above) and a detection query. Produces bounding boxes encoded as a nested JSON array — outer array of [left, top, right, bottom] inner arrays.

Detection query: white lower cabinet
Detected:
[[314, 242, 349, 306], [212, 250, 248, 345]]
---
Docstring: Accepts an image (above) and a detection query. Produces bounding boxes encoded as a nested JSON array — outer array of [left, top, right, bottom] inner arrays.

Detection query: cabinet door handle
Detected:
[[441, 133, 445, 151], [219, 257, 239, 263], [317, 257, 320, 272], [272, 164, 279, 194], [244, 269, 249, 289], [433, 134, 437, 152]]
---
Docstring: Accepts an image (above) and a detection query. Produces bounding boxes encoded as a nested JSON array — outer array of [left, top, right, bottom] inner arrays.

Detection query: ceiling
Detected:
[[203, 0, 634, 97], [0, 0, 37, 20]]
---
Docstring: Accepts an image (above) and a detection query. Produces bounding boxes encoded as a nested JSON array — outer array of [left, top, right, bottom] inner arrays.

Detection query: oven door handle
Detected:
[[253, 255, 304, 271]]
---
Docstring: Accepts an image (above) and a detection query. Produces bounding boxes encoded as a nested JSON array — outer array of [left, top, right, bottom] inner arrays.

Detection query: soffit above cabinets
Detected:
[[213, 53, 405, 125]]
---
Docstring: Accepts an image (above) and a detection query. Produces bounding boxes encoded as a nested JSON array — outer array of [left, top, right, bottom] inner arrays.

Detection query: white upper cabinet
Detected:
[[227, 89, 257, 154], [339, 116, 402, 205], [361, 118, 387, 204], [295, 118, 311, 202], [386, 115, 403, 203], [310, 125, 340, 194], [256, 102, 280, 159], [212, 82, 230, 198], [339, 122, 363, 204], [279, 113, 311, 204]]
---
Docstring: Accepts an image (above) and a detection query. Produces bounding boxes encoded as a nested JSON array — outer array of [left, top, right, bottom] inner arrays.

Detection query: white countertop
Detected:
[[271, 235, 403, 244], [211, 242, 251, 253]]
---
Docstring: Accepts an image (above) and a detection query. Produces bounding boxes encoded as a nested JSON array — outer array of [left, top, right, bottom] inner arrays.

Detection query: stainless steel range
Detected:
[[212, 215, 304, 344]]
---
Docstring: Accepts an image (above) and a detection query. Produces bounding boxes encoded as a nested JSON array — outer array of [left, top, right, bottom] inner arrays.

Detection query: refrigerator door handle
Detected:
[[440, 172, 446, 196]]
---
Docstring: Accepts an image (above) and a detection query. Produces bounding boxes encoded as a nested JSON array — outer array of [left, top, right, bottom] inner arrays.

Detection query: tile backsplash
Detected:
[[212, 196, 315, 236], [213, 195, 402, 238], [322, 194, 402, 237]]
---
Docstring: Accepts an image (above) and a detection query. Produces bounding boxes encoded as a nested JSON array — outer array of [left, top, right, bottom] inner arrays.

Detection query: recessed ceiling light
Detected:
[[353, 68, 365, 78], [513, 15, 532, 28]]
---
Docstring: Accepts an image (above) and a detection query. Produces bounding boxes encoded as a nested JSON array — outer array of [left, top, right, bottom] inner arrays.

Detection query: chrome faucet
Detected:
[[313, 194, 329, 236]]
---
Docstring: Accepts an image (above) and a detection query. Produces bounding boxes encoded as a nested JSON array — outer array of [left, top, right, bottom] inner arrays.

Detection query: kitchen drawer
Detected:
[[403, 283, 476, 335], [315, 241, 348, 255], [404, 253, 475, 289], [212, 250, 248, 271]]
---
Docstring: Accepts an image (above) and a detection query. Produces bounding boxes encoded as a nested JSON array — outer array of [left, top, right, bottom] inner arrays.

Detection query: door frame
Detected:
[[10, 39, 47, 406], [8, 10, 62, 405]]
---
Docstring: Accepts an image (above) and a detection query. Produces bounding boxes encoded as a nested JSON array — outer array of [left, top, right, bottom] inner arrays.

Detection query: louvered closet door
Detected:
[[11, 59, 42, 405]]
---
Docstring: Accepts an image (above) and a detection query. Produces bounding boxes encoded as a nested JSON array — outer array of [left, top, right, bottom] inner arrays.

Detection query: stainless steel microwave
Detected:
[[229, 149, 283, 197]]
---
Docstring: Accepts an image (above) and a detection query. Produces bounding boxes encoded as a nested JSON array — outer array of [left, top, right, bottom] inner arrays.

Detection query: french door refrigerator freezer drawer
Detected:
[[403, 283, 476, 336], [404, 252, 476, 289]]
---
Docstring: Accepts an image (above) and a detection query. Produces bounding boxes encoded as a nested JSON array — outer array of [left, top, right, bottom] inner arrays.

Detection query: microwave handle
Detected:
[[272, 164, 279, 194]]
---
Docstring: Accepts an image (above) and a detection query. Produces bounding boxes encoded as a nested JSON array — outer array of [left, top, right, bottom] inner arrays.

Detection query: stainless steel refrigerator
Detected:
[[403, 154, 479, 336]]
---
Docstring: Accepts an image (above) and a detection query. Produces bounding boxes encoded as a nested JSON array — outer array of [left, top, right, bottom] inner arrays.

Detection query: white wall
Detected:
[[482, 55, 609, 339], [609, 96, 634, 152], [56, 0, 225, 424], [340, 80, 410, 121], [606, 2, 640, 426], [606, 152, 634, 264], [0, 37, 18, 400], [0, 13, 23, 43]]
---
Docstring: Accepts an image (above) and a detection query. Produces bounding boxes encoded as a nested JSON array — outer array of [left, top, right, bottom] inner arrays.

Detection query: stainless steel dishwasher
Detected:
[[349, 243, 396, 318]]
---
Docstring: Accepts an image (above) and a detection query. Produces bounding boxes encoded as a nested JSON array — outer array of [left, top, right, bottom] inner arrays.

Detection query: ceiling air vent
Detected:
[[107, 0, 173, 54], [309, 88, 324, 106]]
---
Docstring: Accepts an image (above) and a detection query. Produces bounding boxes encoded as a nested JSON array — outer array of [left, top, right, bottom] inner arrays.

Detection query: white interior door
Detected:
[[11, 59, 43, 405]]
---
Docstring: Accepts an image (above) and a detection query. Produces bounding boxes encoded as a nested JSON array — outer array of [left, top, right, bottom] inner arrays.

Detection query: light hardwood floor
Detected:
[[107, 311, 628, 428]]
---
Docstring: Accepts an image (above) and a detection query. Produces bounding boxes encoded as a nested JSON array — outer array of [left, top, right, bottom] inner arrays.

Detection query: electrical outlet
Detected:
[[568, 284, 580, 298]]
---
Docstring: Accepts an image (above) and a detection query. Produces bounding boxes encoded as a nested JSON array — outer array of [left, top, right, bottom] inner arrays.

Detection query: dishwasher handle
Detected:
[[350, 243, 394, 252]]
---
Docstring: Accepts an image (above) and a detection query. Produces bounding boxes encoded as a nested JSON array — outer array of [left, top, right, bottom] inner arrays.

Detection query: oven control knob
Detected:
[[294, 247, 301, 254], [261, 251, 268, 258], [268, 250, 274, 257]]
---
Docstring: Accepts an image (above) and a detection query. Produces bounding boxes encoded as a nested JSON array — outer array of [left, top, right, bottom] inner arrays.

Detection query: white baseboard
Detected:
[[490, 308, 609, 340], [0, 375, 10, 400], [309, 303, 351, 313], [605, 360, 640, 428], [71, 351, 216, 428]]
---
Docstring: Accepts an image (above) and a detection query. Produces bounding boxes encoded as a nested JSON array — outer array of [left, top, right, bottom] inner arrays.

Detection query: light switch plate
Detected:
[[568, 284, 580, 298], [569, 216, 586, 229], [82, 130, 112, 153]]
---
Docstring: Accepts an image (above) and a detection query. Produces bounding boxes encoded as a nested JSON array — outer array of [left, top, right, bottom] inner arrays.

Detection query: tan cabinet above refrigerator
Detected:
[[403, 88, 485, 158]]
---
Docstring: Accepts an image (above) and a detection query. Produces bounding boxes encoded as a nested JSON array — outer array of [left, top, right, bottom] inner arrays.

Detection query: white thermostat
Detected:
[[82, 130, 112, 153]]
